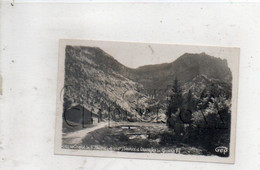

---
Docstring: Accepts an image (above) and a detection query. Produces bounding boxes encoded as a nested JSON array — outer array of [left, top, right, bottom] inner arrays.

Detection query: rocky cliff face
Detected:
[[63, 46, 232, 123]]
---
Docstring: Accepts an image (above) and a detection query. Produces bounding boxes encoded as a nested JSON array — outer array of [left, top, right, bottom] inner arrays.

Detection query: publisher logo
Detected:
[[215, 146, 228, 155]]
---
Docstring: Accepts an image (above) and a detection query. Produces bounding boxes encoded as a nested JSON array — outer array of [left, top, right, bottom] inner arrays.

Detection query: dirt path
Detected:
[[63, 122, 108, 145]]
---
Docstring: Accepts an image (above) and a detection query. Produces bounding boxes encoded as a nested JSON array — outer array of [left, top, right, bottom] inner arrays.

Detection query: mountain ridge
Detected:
[[63, 45, 232, 123]]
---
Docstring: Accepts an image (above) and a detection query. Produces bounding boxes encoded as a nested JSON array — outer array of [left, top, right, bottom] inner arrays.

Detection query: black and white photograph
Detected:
[[55, 39, 239, 163], [3, 1, 260, 169]]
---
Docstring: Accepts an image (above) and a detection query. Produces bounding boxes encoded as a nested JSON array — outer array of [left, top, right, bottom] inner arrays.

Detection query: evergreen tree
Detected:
[[98, 108, 102, 122], [186, 90, 193, 111], [180, 89, 193, 124], [91, 107, 94, 124], [166, 78, 183, 127]]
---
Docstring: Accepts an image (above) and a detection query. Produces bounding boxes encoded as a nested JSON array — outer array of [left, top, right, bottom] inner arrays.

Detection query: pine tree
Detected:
[[166, 78, 183, 127], [180, 89, 193, 124], [98, 108, 102, 122], [91, 107, 94, 124], [186, 90, 193, 110]]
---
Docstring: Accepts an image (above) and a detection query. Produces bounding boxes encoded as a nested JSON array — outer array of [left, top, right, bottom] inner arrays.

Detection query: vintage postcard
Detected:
[[55, 39, 239, 163]]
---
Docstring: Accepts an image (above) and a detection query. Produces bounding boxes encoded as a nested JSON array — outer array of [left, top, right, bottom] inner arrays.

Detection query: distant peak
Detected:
[[180, 52, 212, 57], [89, 46, 115, 59], [71, 46, 115, 59], [176, 52, 225, 63]]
